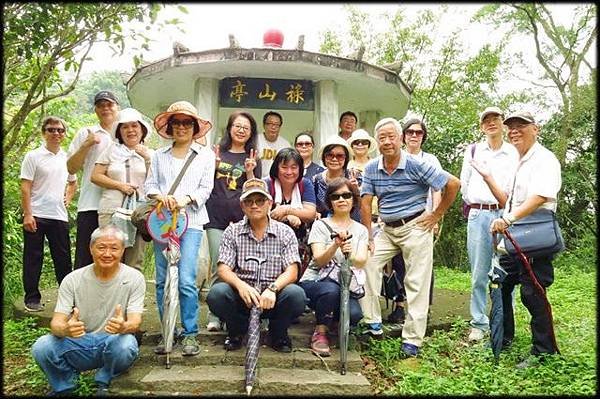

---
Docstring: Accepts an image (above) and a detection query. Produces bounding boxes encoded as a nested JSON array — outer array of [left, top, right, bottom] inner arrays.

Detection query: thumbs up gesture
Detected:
[[105, 304, 125, 334], [67, 307, 86, 338]]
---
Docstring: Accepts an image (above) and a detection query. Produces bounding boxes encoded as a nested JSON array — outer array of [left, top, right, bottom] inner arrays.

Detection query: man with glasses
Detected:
[[360, 117, 460, 356], [20, 116, 77, 312], [460, 106, 518, 343], [338, 111, 358, 140], [257, 111, 291, 178], [207, 178, 306, 353], [67, 90, 120, 269]]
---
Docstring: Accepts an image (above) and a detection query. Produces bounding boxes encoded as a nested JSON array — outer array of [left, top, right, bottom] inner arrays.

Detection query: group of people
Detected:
[[23, 90, 562, 395]]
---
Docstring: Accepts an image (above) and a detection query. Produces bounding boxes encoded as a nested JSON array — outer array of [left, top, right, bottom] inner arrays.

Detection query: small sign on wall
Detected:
[[219, 77, 314, 110]]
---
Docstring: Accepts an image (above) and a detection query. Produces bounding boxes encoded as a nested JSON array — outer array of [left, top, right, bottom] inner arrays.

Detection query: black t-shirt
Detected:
[[205, 150, 262, 230]]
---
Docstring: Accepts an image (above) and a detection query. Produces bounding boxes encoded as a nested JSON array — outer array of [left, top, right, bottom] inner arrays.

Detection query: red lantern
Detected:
[[263, 29, 284, 48]]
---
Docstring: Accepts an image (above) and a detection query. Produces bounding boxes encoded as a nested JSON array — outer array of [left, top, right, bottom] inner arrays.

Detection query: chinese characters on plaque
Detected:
[[219, 77, 314, 110]]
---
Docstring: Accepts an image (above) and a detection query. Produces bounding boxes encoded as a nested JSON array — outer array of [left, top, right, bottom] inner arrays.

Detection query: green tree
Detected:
[[474, 3, 597, 167], [71, 70, 132, 113], [2, 3, 179, 157]]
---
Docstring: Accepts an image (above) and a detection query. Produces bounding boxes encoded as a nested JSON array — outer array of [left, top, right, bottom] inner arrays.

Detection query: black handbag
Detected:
[[502, 208, 565, 258], [381, 269, 403, 309]]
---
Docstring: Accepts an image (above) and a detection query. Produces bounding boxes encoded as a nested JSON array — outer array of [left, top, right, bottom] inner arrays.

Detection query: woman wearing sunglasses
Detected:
[[294, 131, 324, 180], [204, 110, 261, 331], [298, 177, 368, 356]]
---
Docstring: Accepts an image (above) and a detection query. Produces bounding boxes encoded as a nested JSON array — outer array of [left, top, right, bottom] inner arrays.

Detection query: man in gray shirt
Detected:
[[31, 225, 145, 396]]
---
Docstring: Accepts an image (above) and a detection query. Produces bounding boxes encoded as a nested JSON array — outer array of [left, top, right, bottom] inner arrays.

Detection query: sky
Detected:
[[81, 3, 595, 122]]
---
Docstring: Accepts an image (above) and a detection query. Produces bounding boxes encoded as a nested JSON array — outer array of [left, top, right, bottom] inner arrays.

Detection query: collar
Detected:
[[520, 141, 541, 162], [480, 140, 513, 155], [159, 141, 202, 154], [376, 150, 407, 171], [40, 145, 64, 156]]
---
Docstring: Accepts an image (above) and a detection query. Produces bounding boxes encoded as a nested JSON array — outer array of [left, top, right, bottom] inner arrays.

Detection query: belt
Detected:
[[384, 210, 424, 228], [470, 203, 503, 211]]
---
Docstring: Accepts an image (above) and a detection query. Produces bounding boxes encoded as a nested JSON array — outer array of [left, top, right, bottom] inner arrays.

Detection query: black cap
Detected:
[[94, 90, 119, 105]]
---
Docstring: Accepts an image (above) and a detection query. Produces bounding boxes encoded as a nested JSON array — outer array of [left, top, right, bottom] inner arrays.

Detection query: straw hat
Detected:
[[347, 129, 377, 153], [153, 101, 212, 139], [110, 108, 152, 142]]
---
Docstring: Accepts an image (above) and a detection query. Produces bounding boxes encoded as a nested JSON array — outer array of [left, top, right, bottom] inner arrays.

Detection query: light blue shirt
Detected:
[[145, 142, 215, 229], [361, 150, 448, 222]]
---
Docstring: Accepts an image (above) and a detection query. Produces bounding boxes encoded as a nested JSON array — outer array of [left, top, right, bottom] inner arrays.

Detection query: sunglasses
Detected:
[[325, 152, 346, 161], [45, 127, 66, 134], [352, 140, 371, 146], [242, 197, 268, 207], [295, 141, 313, 147], [169, 119, 195, 128], [329, 192, 353, 201], [405, 129, 424, 136]]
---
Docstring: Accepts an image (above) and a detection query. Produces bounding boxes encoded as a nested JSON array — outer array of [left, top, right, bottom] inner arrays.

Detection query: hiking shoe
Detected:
[[310, 330, 331, 357], [24, 302, 45, 312], [387, 306, 406, 324], [468, 328, 485, 342], [224, 335, 243, 351], [154, 338, 167, 355], [401, 342, 419, 357], [516, 355, 540, 369], [272, 335, 293, 353], [206, 312, 222, 332], [363, 322, 384, 339], [181, 335, 200, 356], [94, 383, 109, 396]]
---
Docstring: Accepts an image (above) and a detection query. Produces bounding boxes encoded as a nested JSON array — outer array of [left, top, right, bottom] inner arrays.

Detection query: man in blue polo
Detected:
[[359, 117, 460, 357]]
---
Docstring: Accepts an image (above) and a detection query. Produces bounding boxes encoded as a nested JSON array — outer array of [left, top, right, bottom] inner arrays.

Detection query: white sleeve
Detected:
[[19, 152, 36, 180]]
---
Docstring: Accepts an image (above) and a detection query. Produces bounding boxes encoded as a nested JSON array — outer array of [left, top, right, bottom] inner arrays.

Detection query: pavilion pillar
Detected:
[[313, 80, 338, 153], [194, 78, 220, 145]]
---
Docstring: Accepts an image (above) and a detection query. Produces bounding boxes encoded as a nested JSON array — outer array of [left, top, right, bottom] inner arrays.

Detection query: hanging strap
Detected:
[[167, 151, 197, 195]]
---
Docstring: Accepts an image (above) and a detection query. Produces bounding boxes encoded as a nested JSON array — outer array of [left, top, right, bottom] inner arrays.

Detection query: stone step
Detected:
[[111, 364, 371, 396], [136, 342, 363, 372]]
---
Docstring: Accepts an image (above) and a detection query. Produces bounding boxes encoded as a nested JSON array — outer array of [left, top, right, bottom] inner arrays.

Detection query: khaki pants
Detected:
[[359, 219, 433, 347], [98, 213, 147, 271]]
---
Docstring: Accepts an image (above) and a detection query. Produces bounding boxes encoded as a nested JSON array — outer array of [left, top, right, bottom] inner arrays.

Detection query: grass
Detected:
[[362, 261, 597, 396]]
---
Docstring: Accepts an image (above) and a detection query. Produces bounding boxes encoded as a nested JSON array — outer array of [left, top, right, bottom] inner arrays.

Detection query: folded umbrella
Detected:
[[244, 256, 267, 396], [330, 231, 353, 375], [488, 246, 508, 363]]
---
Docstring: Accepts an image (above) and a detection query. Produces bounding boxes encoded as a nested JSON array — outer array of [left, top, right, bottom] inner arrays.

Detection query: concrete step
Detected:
[[136, 342, 363, 372], [111, 364, 371, 396]]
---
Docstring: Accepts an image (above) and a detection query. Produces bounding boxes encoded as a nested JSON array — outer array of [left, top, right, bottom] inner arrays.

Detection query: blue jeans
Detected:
[[31, 332, 138, 393], [207, 282, 306, 340], [467, 208, 503, 331], [154, 228, 203, 336], [299, 279, 363, 326]]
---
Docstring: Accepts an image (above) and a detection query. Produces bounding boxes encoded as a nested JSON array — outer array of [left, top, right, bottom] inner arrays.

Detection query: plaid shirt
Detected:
[[218, 216, 300, 290]]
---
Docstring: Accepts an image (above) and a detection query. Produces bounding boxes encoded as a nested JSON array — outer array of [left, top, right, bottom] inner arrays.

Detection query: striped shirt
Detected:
[[218, 216, 301, 290], [361, 151, 449, 222], [144, 142, 215, 229]]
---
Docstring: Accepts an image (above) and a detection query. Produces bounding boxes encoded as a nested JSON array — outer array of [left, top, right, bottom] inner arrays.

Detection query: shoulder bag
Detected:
[[501, 208, 565, 259]]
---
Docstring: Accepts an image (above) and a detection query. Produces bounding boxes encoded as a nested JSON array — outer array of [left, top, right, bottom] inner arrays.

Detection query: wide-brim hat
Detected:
[[110, 108, 152, 139], [153, 101, 212, 140], [347, 128, 377, 153], [318, 134, 354, 160]]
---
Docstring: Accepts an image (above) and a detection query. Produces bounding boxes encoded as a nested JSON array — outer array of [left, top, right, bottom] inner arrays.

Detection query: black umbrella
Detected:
[[488, 246, 508, 362], [503, 230, 560, 354], [330, 232, 352, 375], [244, 256, 266, 396]]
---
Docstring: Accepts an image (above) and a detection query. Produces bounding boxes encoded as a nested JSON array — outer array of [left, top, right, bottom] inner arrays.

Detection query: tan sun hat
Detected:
[[347, 129, 377, 153], [153, 101, 212, 140]]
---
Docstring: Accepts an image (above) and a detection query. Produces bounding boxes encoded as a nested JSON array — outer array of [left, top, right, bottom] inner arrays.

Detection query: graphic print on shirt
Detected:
[[215, 160, 245, 190]]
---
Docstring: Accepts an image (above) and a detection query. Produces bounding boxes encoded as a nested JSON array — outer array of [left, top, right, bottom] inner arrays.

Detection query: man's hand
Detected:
[[83, 129, 101, 148], [416, 211, 440, 231], [260, 288, 276, 310], [470, 159, 491, 180], [490, 217, 509, 234], [238, 282, 261, 309], [67, 307, 86, 338], [105, 304, 125, 334], [23, 215, 37, 233]]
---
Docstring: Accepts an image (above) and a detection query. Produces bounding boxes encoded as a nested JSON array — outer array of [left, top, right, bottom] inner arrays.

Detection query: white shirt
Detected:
[[20, 145, 77, 222], [96, 142, 154, 214], [257, 133, 291, 178], [505, 142, 561, 213], [460, 141, 519, 205], [409, 150, 442, 212], [68, 124, 116, 212]]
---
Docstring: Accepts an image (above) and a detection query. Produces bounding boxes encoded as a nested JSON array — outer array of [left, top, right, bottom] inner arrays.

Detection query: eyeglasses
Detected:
[[329, 192, 353, 201], [44, 127, 66, 134], [242, 197, 268, 207], [169, 119, 195, 128], [506, 123, 532, 131], [352, 140, 371, 146], [404, 129, 424, 137], [232, 124, 251, 132], [325, 152, 346, 161], [265, 122, 281, 127], [295, 141, 313, 147]]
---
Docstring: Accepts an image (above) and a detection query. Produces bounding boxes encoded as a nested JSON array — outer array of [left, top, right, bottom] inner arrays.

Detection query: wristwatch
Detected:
[[267, 282, 278, 293]]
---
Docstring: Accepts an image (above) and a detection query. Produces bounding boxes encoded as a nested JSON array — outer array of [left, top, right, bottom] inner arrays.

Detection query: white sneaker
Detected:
[[468, 328, 485, 342], [206, 312, 222, 332]]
